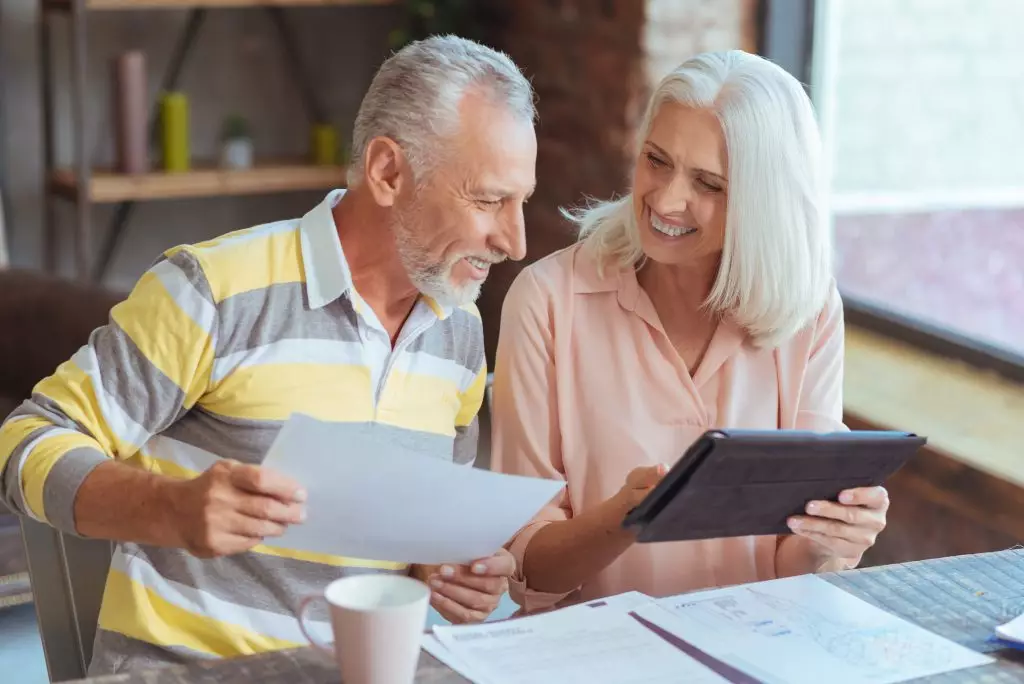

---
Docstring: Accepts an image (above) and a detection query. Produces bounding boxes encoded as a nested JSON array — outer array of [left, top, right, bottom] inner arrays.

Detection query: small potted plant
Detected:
[[220, 114, 253, 170]]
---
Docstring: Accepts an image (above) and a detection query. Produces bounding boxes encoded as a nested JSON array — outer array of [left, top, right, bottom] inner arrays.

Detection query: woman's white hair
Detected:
[[570, 50, 832, 348], [347, 35, 536, 187]]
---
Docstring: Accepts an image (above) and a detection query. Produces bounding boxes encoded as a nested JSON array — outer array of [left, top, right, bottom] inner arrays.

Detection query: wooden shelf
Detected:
[[45, 0, 395, 11], [50, 162, 347, 203]]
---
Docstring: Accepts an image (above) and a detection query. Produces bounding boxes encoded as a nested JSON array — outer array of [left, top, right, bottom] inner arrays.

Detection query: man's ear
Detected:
[[362, 136, 409, 208]]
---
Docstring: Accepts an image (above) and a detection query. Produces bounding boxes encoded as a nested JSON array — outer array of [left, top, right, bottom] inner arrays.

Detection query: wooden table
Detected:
[[72, 549, 1024, 683]]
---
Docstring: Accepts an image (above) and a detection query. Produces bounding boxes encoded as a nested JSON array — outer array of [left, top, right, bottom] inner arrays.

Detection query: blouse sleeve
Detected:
[[489, 266, 575, 612]]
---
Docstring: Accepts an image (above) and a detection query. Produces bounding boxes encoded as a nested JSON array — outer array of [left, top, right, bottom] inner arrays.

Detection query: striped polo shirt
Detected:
[[0, 190, 487, 675]]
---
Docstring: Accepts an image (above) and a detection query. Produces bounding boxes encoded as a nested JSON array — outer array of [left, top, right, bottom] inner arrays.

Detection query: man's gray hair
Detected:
[[347, 35, 536, 187]]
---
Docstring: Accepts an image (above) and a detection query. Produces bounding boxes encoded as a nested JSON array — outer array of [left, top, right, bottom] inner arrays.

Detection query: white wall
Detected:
[[824, 0, 1024, 211], [0, 0, 398, 289]]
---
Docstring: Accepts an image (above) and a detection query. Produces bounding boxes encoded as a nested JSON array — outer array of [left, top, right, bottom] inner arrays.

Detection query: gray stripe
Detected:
[[215, 282, 361, 358], [16, 394, 94, 436], [43, 446, 108, 535], [166, 249, 216, 304], [124, 542, 401, 625], [90, 320, 187, 436], [88, 628, 212, 676], [453, 417, 479, 466], [407, 307, 485, 376], [161, 406, 283, 466]]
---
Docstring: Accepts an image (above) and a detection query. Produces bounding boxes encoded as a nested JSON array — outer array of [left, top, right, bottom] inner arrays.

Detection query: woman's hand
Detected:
[[412, 549, 515, 624], [611, 463, 668, 518], [786, 486, 889, 568]]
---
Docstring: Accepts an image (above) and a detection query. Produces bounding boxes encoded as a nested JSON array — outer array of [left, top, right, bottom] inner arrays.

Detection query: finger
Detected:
[[237, 494, 306, 525], [228, 512, 287, 540], [432, 570, 507, 595], [626, 463, 668, 488], [792, 529, 865, 560], [837, 486, 889, 511], [805, 501, 885, 530], [230, 464, 307, 503], [461, 549, 516, 578], [430, 592, 486, 625], [788, 515, 876, 545], [429, 581, 496, 614]]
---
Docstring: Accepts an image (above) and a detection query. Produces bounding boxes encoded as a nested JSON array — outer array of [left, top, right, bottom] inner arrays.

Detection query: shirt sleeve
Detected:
[[795, 283, 847, 432], [489, 267, 574, 613], [0, 248, 218, 534]]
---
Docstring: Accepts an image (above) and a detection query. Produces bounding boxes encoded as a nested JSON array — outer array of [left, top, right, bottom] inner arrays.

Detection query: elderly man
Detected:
[[0, 35, 536, 674]]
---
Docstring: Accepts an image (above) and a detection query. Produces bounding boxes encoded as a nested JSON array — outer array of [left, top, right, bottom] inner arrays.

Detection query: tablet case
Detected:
[[622, 429, 926, 543]]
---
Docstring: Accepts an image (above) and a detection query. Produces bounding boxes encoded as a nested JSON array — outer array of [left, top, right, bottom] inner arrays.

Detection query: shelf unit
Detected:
[[39, 0, 395, 282]]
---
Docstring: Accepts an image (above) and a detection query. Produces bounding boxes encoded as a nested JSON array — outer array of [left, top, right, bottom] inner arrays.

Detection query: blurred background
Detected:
[[0, 0, 1022, 681]]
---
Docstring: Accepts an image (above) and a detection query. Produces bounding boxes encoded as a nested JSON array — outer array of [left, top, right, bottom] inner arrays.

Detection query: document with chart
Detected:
[[634, 574, 993, 684]]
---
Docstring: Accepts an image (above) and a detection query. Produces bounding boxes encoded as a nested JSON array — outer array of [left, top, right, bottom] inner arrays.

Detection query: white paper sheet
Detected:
[[995, 613, 1024, 644], [635, 574, 994, 684], [259, 413, 565, 564], [423, 634, 493, 684], [433, 603, 730, 684]]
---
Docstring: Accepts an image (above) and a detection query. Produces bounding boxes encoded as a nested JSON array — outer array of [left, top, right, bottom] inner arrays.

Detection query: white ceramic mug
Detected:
[[296, 574, 431, 684]]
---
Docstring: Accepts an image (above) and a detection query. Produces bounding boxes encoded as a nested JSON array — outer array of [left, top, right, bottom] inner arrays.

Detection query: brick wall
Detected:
[[479, 0, 759, 364]]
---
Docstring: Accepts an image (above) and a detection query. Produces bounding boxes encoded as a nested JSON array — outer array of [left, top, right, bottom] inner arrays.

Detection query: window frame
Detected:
[[760, 0, 1024, 383]]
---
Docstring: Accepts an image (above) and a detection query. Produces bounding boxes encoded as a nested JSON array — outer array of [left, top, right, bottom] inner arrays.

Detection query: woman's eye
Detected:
[[645, 152, 667, 168], [697, 177, 723, 193]]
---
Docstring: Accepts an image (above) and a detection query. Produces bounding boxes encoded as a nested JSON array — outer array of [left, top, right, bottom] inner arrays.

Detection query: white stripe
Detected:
[[393, 351, 477, 391], [143, 435, 221, 474], [16, 426, 77, 521], [206, 220, 300, 252], [71, 346, 151, 450], [150, 259, 216, 334], [212, 338, 371, 383], [111, 550, 331, 645]]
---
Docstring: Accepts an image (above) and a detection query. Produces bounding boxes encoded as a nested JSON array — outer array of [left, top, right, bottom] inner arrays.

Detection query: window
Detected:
[[810, 0, 1024, 371]]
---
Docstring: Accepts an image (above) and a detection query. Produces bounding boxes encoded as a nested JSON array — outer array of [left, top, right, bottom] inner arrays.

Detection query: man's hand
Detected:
[[786, 486, 889, 569], [413, 549, 515, 624], [164, 460, 307, 558]]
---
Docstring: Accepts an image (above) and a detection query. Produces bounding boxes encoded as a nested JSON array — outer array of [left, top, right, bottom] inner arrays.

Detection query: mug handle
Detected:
[[296, 595, 334, 657]]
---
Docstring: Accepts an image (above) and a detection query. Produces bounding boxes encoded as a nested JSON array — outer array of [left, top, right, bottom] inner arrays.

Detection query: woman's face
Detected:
[[632, 103, 729, 267]]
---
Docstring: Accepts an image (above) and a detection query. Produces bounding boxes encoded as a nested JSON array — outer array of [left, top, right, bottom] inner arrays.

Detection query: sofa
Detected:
[[0, 268, 123, 609]]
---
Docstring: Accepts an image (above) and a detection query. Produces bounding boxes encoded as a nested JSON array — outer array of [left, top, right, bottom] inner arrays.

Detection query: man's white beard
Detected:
[[393, 214, 484, 308]]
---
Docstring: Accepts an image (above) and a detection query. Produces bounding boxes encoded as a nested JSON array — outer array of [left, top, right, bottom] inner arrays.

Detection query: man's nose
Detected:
[[494, 205, 527, 262]]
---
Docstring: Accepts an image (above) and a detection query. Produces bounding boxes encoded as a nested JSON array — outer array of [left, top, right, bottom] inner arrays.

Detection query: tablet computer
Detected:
[[621, 429, 926, 543]]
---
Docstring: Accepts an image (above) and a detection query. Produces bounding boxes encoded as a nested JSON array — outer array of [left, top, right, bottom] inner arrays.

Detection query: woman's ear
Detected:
[[361, 136, 410, 208]]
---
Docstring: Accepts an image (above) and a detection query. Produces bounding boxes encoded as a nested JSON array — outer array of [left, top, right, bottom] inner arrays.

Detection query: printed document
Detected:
[[259, 413, 565, 564], [635, 574, 994, 684], [433, 601, 731, 684]]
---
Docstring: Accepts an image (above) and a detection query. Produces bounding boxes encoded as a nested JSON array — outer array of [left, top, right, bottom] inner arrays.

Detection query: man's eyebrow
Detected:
[[645, 140, 726, 183], [475, 184, 537, 199]]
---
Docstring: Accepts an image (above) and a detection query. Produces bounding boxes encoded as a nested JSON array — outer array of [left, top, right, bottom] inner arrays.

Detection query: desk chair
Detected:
[[21, 521, 112, 682]]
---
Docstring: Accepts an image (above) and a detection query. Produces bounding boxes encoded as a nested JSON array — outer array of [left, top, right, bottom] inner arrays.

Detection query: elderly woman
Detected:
[[490, 50, 889, 614]]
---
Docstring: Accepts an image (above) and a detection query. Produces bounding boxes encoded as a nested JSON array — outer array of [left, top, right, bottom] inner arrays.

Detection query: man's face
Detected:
[[392, 92, 537, 307]]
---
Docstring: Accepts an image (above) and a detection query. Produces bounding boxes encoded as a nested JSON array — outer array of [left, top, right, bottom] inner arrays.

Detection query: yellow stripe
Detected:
[[203, 363, 373, 422], [97, 568, 297, 658], [456, 366, 487, 427], [111, 271, 214, 409], [251, 544, 407, 570], [0, 415, 48, 470], [21, 431, 106, 522], [35, 362, 123, 456], [198, 229, 304, 302], [376, 370, 460, 436]]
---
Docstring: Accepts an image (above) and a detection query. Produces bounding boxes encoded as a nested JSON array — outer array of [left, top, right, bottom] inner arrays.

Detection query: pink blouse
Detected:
[[490, 243, 846, 613]]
